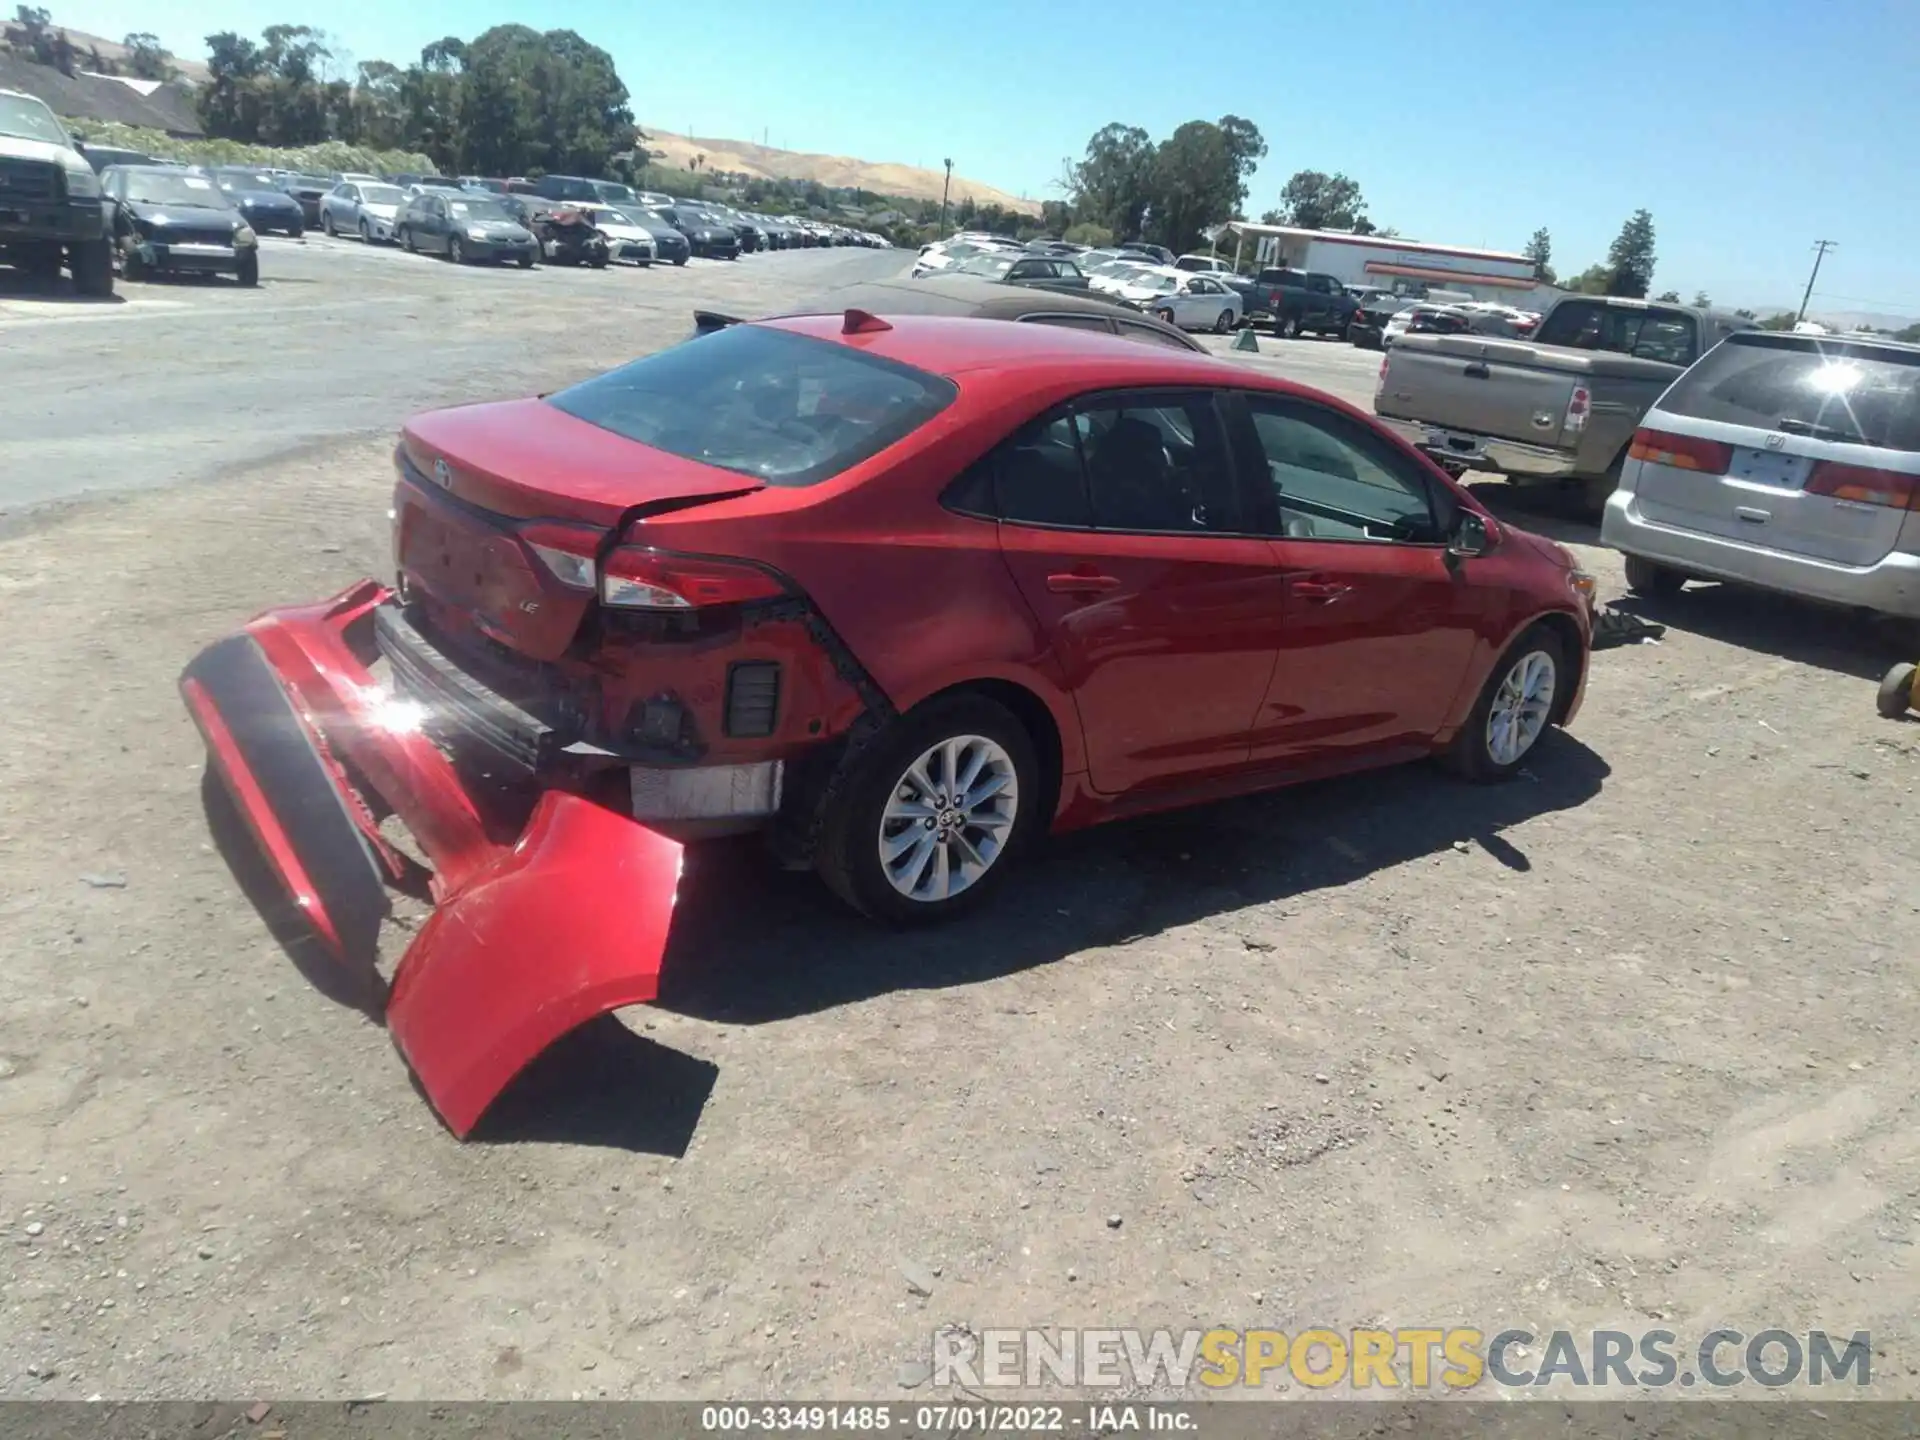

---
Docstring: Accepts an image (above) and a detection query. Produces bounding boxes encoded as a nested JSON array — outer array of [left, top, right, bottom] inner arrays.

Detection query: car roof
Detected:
[[761, 276, 1205, 348]]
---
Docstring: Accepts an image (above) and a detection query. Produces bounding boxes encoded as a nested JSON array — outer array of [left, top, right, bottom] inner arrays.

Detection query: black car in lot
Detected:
[[1347, 295, 1409, 349], [653, 204, 738, 259], [280, 173, 334, 227], [206, 167, 305, 236], [397, 191, 538, 266], [627, 207, 690, 265], [102, 165, 259, 285]]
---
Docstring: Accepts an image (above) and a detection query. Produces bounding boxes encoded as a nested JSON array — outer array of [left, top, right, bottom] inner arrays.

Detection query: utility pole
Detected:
[[1797, 239, 1836, 323], [940, 158, 953, 236]]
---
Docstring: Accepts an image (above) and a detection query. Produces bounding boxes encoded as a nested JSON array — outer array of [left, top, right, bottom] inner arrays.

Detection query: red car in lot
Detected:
[[181, 308, 1595, 1135]]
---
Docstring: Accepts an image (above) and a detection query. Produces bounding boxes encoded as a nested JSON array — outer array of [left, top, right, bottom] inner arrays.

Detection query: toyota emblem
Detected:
[[432, 457, 453, 488]]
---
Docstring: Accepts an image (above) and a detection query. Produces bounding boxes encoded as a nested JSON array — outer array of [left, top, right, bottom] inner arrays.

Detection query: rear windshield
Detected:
[[1661, 334, 1920, 453], [546, 324, 958, 487], [1536, 301, 1697, 364]]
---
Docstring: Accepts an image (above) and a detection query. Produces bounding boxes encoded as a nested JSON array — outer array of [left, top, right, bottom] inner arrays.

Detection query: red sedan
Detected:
[[181, 307, 1595, 1135]]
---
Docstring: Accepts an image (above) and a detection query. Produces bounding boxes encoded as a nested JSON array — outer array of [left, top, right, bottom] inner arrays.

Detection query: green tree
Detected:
[[1524, 226, 1555, 284], [1691, 289, 1711, 308], [1897, 321, 1920, 343], [1066, 123, 1157, 241], [1735, 308, 1757, 320], [1655, 290, 1680, 303], [121, 31, 175, 81], [1603, 208, 1657, 298], [1758, 312, 1798, 331], [1274, 170, 1367, 231], [1564, 263, 1613, 295], [1148, 118, 1260, 253]]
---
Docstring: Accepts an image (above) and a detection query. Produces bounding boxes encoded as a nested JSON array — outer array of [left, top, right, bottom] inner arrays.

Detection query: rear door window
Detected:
[[1659, 335, 1920, 452], [546, 324, 958, 487], [1074, 394, 1240, 533]]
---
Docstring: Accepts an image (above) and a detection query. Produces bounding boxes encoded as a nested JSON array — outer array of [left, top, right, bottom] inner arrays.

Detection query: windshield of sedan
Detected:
[[1134, 274, 1179, 295], [960, 256, 1016, 278], [0, 92, 69, 146], [446, 198, 513, 224], [214, 171, 277, 192], [360, 184, 404, 205], [120, 171, 235, 208], [547, 324, 958, 487], [591, 207, 636, 226]]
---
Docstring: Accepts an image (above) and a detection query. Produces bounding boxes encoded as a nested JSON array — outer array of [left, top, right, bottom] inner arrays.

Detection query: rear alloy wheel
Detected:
[[815, 695, 1040, 924], [448, 236, 465, 265], [322, 211, 337, 236], [401, 227, 415, 253], [358, 218, 371, 243], [1623, 554, 1685, 599], [1214, 308, 1235, 333], [1445, 625, 1564, 781]]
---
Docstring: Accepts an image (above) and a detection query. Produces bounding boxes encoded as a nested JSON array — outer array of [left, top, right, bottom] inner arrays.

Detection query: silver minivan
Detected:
[[1602, 331, 1920, 615]]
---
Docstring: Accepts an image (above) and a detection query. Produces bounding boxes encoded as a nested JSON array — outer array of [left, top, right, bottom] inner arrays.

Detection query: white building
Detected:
[[1223, 223, 1551, 305]]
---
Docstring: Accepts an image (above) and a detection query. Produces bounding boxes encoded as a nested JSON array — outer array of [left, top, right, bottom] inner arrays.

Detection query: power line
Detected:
[[1797, 240, 1837, 324]]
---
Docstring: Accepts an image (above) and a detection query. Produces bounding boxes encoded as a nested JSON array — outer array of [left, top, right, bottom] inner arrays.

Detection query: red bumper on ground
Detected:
[[179, 579, 684, 1138]]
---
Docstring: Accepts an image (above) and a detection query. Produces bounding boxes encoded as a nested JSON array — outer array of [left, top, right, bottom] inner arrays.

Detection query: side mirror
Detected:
[[1448, 512, 1496, 560]]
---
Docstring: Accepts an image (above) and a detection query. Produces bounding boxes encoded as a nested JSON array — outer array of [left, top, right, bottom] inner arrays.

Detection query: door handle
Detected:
[[1291, 578, 1352, 602], [1046, 569, 1122, 595]]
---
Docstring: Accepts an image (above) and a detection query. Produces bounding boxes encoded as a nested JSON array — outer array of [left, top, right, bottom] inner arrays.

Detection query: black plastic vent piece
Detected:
[[724, 661, 781, 738]]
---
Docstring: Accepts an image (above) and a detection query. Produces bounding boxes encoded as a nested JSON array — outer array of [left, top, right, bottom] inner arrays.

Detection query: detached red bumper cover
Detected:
[[179, 580, 684, 1137]]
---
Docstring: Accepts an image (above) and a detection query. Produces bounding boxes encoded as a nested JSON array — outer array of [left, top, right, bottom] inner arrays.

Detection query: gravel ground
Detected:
[[2, 240, 1917, 1402]]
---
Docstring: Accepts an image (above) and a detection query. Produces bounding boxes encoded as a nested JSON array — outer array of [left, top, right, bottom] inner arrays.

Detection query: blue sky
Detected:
[[61, 0, 1920, 317]]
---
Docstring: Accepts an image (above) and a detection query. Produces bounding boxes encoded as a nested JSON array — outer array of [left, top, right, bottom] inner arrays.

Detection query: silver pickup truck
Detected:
[[1373, 296, 1754, 508]]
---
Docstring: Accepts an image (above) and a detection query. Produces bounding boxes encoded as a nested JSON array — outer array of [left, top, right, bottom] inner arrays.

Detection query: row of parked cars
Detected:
[[0, 88, 893, 299]]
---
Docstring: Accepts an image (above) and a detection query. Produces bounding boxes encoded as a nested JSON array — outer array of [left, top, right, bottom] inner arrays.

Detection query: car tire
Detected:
[[1153, 307, 1175, 326], [289, 221, 304, 239], [1278, 315, 1300, 339], [119, 241, 147, 281], [358, 218, 371, 243], [814, 694, 1042, 926], [673, 255, 687, 266], [518, 251, 536, 269], [322, 211, 336, 236], [1623, 554, 1685, 599], [1442, 624, 1566, 782], [448, 237, 464, 265], [1878, 663, 1917, 719], [400, 227, 414, 252], [69, 237, 113, 297], [236, 251, 260, 287], [1214, 308, 1234, 334]]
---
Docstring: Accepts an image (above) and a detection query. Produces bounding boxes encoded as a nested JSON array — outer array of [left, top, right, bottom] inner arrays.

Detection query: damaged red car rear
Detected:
[[182, 311, 1593, 1136]]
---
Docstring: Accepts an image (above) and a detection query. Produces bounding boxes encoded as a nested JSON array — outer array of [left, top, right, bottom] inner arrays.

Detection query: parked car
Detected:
[[279, 174, 334, 227], [530, 173, 604, 203], [1374, 296, 1755, 505], [653, 204, 739, 259], [1119, 241, 1175, 265], [1602, 331, 1920, 615], [629, 208, 690, 266], [391, 173, 461, 190], [458, 175, 509, 194], [1348, 295, 1415, 349], [1132, 272, 1244, 333], [206, 167, 305, 236], [580, 205, 656, 264], [913, 239, 1020, 278], [954, 253, 1091, 292], [102, 165, 258, 285], [0, 87, 114, 295], [319, 180, 407, 243], [396, 191, 538, 266], [1240, 268, 1359, 338], [1382, 303, 1474, 350], [75, 141, 157, 173], [1173, 253, 1234, 275], [179, 302, 1593, 1135]]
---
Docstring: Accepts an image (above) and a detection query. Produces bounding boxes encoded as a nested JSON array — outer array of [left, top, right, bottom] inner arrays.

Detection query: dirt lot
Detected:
[[2, 239, 1917, 1402]]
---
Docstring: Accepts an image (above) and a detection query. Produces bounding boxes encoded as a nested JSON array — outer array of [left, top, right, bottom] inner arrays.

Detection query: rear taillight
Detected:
[[1806, 462, 1920, 511], [1627, 427, 1733, 474], [1563, 385, 1592, 434], [518, 521, 604, 590], [600, 546, 788, 610]]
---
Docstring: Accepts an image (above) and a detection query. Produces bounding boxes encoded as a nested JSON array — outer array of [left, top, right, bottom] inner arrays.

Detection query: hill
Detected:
[[642, 127, 1039, 215]]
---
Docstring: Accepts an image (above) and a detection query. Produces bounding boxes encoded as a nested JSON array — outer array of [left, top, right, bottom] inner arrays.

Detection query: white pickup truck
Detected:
[[0, 88, 113, 296]]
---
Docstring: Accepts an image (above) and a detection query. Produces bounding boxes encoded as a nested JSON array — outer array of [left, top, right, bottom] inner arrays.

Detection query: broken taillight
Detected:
[[599, 546, 788, 610], [517, 521, 606, 590]]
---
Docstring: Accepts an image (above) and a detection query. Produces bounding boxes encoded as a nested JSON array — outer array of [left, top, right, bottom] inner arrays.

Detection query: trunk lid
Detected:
[[395, 398, 762, 660]]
